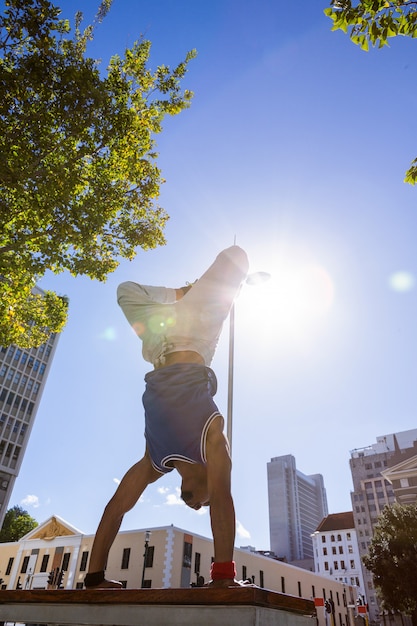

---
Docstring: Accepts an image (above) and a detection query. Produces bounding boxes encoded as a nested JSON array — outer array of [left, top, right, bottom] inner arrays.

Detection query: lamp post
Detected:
[[141, 530, 151, 588], [226, 271, 270, 455]]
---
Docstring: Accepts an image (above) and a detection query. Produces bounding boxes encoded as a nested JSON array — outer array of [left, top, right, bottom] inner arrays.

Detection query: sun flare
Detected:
[[238, 262, 335, 339]]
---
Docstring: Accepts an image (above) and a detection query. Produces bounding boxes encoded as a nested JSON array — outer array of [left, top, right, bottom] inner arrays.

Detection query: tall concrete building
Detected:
[[267, 454, 328, 567], [350, 428, 417, 625], [0, 316, 60, 527]]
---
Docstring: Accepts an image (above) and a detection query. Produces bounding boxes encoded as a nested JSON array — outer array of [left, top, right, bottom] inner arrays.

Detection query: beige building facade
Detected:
[[0, 515, 359, 626]]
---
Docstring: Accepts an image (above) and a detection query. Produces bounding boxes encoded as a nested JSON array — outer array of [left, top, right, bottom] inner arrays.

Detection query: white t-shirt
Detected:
[[117, 245, 249, 368]]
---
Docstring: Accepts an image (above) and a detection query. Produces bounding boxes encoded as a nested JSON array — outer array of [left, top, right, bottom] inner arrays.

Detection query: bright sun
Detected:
[[237, 261, 335, 340]]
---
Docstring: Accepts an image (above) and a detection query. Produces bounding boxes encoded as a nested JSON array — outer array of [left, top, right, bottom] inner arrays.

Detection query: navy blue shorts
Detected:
[[142, 363, 221, 474]]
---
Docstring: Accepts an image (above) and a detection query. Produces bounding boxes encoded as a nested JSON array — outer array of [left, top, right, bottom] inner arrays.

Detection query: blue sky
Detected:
[[11, 0, 417, 551]]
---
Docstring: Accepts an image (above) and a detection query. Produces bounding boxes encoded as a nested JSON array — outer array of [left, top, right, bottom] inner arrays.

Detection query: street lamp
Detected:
[[226, 271, 271, 455], [141, 530, 151, 588]]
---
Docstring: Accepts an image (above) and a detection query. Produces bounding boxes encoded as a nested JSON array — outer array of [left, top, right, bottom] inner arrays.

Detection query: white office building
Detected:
[[311, 511, 366, 600]]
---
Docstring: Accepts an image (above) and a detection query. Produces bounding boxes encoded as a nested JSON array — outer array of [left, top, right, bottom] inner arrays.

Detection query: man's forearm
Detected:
[[210, 492, 236, 563]]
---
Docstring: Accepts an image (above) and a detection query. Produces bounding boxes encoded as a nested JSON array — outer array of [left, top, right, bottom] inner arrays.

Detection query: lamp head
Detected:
[[245, 271, 271, 286]]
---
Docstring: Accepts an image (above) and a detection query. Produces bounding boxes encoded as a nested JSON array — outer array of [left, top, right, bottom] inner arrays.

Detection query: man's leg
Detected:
[[183, 246, 249, 319], [85, 451, 161, 588], [205, 416, 238, 586]]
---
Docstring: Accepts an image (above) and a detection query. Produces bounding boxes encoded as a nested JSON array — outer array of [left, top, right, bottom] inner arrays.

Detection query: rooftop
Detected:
[[315, 512, 354, 533]]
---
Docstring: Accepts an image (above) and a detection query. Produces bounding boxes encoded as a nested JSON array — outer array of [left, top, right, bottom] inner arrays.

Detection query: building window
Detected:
[[337, 534, 341, 541], [62, 552, 71, 571], [323, 547, 327, 555], [21, 556, 30, 573], [142, 579, 152, 588], [334, 561, 339, 570], [348, 545, 353, 553], [331, 535, 335, 542], [183, 542, 192, 569], [79, 551, 89, 572], [6, 557, 14, 575], [298, 581, 302, 597], [40, 554, 49, 573], [321, 535, 326, 543], [312, 585, 316, 597], [350, 560, 355, 569], [260, 571, 264, 588], [281, 576, 285, 593], [346, 533, 351, 540], [332, 547, 337, 555], [121, 548, 131, 570], [341, 560, 345, 569], [194, 552, 201, 574], [145, 546, 154, 568], [339, 546, 344, 554], [324, 562, 329, 571]]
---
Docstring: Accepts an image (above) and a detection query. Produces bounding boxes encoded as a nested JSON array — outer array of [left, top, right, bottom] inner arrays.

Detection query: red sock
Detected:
[[210, 561, 236, 581]]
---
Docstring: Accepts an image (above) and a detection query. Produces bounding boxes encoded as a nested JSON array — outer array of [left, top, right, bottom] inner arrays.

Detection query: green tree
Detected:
[[0, 0, 196, 348], [324, 0, 417, 183], [0, 505, 38, 542], [363, 503, 417, 626]]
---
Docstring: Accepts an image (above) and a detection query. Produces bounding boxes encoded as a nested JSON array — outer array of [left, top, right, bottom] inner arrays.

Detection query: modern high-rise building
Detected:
[[350, 428, 417, 625], [0, 306, 60, 527], [267, 454, 328, 567]]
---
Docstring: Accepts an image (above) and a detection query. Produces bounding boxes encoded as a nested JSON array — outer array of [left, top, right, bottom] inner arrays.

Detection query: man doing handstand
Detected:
[[84, 245, 249, 589]]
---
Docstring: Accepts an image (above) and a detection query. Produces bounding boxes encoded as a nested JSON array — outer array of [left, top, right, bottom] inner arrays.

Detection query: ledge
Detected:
[[0, 587, 314, 612], [0, 587, 316, 626]]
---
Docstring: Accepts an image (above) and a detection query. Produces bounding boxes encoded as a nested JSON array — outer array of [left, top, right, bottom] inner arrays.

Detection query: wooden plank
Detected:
[[0, 587, 315, 615]]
